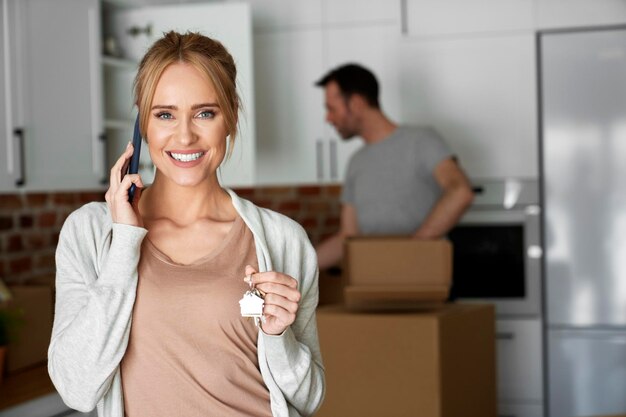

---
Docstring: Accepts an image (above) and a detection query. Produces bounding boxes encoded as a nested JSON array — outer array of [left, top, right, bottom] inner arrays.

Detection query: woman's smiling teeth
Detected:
[[169, 151, 204, 162]]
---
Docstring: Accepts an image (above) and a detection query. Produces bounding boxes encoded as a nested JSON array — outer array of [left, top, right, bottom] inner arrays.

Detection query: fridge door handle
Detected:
[[496, 332, 515, 340], [14, 127, 25, 186]]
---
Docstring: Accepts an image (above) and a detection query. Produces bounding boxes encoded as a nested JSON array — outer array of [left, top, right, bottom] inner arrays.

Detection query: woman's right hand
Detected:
[[105, 142, 144, 227]]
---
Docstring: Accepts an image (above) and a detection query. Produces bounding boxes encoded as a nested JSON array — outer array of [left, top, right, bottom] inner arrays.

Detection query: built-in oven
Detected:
[[448, 179, 542, 317]]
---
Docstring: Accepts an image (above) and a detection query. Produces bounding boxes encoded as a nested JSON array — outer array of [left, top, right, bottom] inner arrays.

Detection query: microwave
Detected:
[[448, 179, 542, 318]]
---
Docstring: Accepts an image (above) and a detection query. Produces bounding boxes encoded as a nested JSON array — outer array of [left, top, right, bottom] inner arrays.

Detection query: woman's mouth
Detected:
[[168, 151, 205, 162]]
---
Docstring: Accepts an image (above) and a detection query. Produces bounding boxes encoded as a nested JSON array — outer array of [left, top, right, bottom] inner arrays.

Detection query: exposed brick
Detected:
[[307, 201, 331, 213], [50, 232, 60, 246], [6, 234, 23, 252], [325, 185, 343, 197], [319, 232, 335, 241], [325, 217, 340, 228], [256, 187, 294, 198], [297, 186, 321, 196], [24, 233, 48, 250], [52, 193, 77, 206], [35, 253, 56, 270], [78, 192, 105, 203], [19, 214, 34, 228], [9, 257, 32, 275], [277, 201, 301, 212], [0, 259, 5, 276], [251, 199, 273, 209], [0, 216, 13, 230], [25, 193, 48, 207], [232, 187, 255, 199], [0, 195, 23, 210], [300, 217, 319, 229], [38, 211, 57, 228]]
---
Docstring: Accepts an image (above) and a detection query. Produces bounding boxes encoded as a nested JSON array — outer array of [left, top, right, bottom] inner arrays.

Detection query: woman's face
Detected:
[[146, 62, 229, 187]]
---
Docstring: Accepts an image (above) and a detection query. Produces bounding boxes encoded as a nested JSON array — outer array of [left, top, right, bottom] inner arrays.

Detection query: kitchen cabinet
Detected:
[[21, 0, 103, 191], [0, 0, 104, 192], [535, 0, 626, 30], [254, 29, 325, 185], [253, 0, 402, 185], [397, 34, 538, 179], [323, 0, 400, 26], [496, 319, 543, 406], [0, 0, 17, 191], [405, 0, 533, 37], [249, 0, 322, 31], [105, 1, 255, 187]]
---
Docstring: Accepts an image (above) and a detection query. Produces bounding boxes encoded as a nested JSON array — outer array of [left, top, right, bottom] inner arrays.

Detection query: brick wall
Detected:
[[0, 185, 341, 284]]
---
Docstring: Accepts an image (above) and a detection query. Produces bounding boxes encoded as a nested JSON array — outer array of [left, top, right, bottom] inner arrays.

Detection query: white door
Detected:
[[109, 2, 255, 187], [254, 28, 325, 186], [18, 0, 103, 191]]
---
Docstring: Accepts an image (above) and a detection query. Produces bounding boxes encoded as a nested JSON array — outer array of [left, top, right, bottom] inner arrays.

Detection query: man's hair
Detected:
[[315, 63, 380, 109]]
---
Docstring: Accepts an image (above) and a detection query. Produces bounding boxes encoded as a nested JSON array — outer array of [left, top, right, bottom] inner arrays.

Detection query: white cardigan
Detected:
[[48, 189, 325, 417]]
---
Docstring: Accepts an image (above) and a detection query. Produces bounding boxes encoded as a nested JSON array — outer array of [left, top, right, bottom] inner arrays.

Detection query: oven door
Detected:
[[448, 205, 542, 317]]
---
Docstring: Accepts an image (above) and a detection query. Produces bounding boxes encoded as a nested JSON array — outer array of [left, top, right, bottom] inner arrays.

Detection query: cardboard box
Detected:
[[315, 303, 496, 417], [343, 237, 452, 306], [318, 268, 345, 306], [3, 285, 53, 373]]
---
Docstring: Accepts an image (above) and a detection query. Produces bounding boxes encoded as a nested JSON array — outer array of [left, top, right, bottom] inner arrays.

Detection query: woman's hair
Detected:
[[134, 31, 239, 158]]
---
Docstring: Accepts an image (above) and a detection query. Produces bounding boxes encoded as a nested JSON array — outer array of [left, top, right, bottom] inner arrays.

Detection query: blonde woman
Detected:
[[48, 31, 324, 417]]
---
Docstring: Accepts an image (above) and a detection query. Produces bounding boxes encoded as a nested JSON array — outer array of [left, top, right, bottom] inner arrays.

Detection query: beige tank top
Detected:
[[120, 215, 272, 417]]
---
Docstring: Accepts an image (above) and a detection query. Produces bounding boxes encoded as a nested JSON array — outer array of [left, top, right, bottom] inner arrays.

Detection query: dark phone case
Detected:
[[127, 115, 142, 203]]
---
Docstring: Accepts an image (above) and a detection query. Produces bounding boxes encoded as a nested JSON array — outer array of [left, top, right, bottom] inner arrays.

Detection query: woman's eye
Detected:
[[155, 112, 173, 120], [197, 110, 215, 119]]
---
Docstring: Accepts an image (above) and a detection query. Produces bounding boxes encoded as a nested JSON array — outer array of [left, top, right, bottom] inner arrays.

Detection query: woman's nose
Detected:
[[176, 118, 197, 145]]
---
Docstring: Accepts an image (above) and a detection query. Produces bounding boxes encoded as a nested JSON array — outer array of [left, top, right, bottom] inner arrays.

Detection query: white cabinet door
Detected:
[[496, 319, 543, 403], [18, 0, 103, 191], [322, 0, 401, 26], [250, 0, 322, 31], [254, 29, 325, 186], [398, 34, 538, 179], [324, 24, 401, 183], [406, 0, 533, 37], [0, 0, 12, 191], [109, 2, 255, 187], [536, 0, 626, 30]]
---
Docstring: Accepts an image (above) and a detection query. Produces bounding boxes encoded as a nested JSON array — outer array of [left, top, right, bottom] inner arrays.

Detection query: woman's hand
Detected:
[[105, 142, 144, 227], [245, 265, 301, 336]]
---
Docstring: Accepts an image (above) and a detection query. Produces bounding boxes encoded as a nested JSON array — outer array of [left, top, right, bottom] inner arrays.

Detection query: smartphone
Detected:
[[127, 114, 142, 203]]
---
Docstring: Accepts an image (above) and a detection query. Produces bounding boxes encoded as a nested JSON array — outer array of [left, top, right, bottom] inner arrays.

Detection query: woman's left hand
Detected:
[[245, 265, 301, 336]]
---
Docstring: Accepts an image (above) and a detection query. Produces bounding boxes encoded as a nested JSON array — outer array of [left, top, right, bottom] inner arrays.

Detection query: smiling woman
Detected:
[[47, 31, 325, 417]]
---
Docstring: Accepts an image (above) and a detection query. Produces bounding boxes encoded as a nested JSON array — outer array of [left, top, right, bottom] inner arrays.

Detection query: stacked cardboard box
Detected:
[[315, 303, 497, 417], [343, 237, 452, 307]]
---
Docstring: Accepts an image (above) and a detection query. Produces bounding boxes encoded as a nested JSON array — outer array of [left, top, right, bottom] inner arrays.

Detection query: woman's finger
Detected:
[[263, 303, 296, 324], [263, 293, 299, 314], [247, 269, 298, 288], [110, 142, 134, 186], [255, 282, 301, 303]]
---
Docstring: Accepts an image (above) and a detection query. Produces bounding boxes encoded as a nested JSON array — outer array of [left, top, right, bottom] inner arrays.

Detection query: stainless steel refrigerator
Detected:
[[540, 27, 626, 417]]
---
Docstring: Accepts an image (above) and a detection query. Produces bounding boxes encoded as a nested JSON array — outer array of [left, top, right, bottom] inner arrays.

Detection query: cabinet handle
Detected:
[[329, 140, 338, 181], [499, 415, 517, 417], [14, 128, 25, 186], [99, 133, 108, 185], [316, 139, 324, 181], [496, 332, 515, 340], [400, 0, 408, 35]]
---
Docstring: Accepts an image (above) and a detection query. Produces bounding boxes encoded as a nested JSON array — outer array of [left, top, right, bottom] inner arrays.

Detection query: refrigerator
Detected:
[[540, 27, 626, 417]]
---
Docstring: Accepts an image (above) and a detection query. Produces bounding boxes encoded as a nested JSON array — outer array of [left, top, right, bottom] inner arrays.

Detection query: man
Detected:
[[315, 63, 474, 270]]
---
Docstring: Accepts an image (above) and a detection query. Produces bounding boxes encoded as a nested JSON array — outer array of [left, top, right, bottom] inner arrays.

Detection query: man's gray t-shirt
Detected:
[[341, 126, 452, 235]]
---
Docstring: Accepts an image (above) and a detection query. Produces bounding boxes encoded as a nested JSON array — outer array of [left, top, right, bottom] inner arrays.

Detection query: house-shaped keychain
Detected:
[[239, 290, 264, 318]]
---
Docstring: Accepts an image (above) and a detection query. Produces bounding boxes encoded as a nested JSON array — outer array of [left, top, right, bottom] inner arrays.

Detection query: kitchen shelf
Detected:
[[101, 55, 137, 70]]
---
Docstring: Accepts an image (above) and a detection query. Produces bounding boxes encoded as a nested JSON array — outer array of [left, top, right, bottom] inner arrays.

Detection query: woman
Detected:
[[48, 31, 324, 417]]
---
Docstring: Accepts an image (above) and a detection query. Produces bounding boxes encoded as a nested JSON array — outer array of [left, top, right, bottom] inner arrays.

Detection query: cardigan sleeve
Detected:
[[47, 207, 147, 412], [260, 224, 325, 416]]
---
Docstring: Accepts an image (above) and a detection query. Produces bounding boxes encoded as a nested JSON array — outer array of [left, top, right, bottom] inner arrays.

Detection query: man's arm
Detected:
[[414, 158, 474, 239], [316, 204, 359, 270]]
